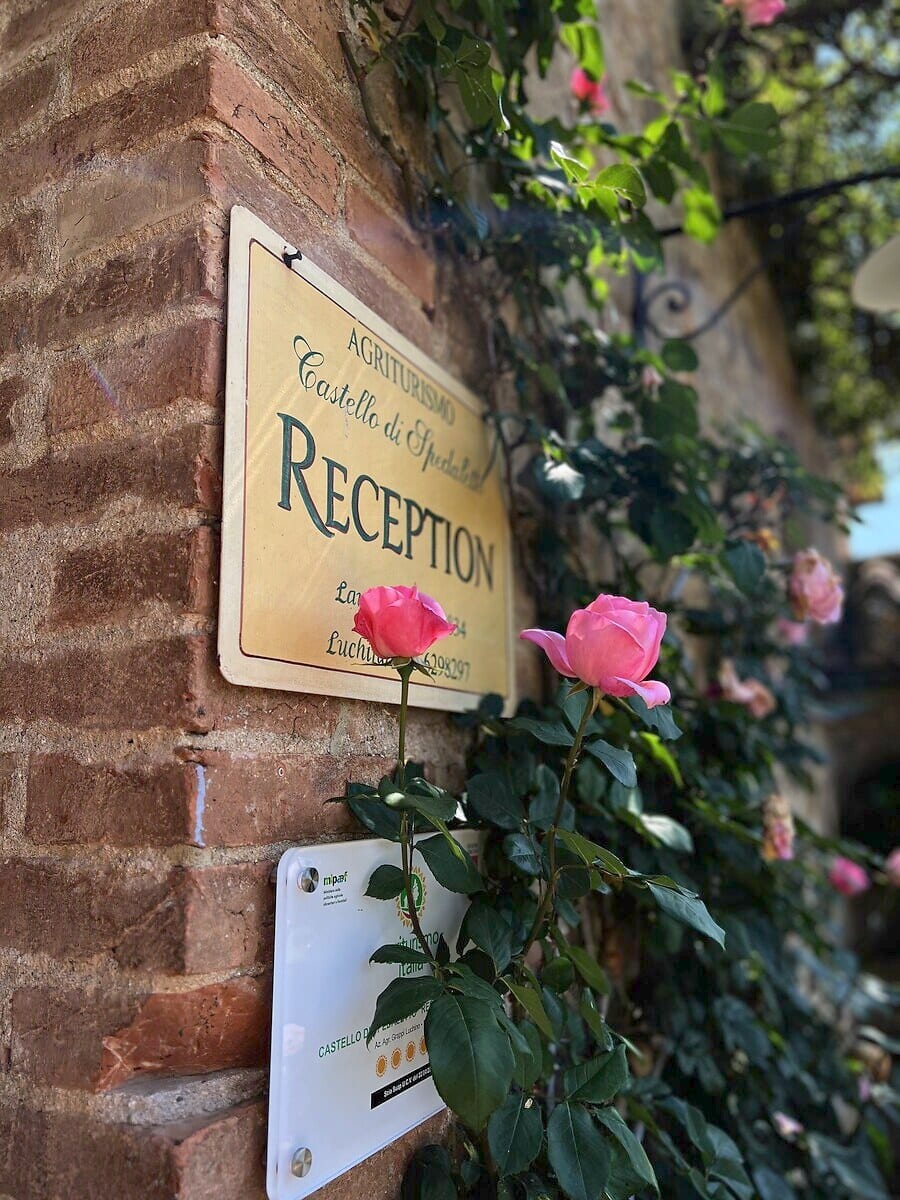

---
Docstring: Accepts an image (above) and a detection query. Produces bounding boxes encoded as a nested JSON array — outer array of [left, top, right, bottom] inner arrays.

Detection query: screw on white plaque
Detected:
[[291, 1147, 313, 1178], [298, 867, 319, 893]]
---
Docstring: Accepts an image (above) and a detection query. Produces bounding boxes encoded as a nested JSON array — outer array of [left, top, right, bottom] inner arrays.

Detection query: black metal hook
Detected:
[[283, 248, 303, 268]]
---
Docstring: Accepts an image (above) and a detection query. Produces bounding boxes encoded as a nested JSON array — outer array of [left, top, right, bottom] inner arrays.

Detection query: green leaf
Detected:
[[384, 788, 458, 823], [724, 539, 766, 594], [488, 1091, 544, 1176], [547, 1102, 611, 1200], [464, 901, 513, 972], [594, 1107, 658, 1193], [682, 186, 720, 243], [348, 795, 403, 841], [366, 864, 405, 899], [753, 1166, 797, 1200], [425, 994, 515, 1130], [503, 832, 543, 876], [585, 739, 637, 787], [550, 141, 590, 185], [560, 21, 604, 80], [467, 772, 525, 830], [368, 976, 443, 1043], [564, 945, 610, 994], [638, 734, 684, 788], [506, 979, 555, 1040], [403, 1145, 456, 1200], [661, 339, 698, 372], [639, 813, 693, 853], [565, 1045, 628, 1103], [370, 943, 431, 966], [645, 882, 726, 948], [512, 1020, 544, 1089], [416, 835, 483, 894], [507, 718, 574, 746], [595, 163, 646, 208], [716, 101, 779, 157], [556, 829, 628, 876]]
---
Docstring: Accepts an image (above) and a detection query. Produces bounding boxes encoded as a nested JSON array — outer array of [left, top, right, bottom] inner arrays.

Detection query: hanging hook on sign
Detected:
[[283, 246, 303, 270]]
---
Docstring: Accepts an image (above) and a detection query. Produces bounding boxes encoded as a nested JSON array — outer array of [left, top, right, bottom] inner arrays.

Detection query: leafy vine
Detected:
[[335, 3, 899, 1199]]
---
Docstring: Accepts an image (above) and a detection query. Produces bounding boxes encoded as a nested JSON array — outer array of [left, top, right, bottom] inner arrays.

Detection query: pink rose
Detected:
[[773, 1112, 804, 1140], [521, 594, 670, 707], [789, 549, 843, 625], [723, 0, 786, 27], [829, 856, 870, 897], [641, 365, 663, 392], [354, 585, 456, 660], [718, 659, 777, 719], [776, 617, 808, 646], [885, 848, 900, 886], [570, 67, 610, 116]]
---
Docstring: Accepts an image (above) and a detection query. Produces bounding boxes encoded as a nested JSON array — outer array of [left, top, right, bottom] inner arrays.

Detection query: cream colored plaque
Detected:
[[220, 207, 514, 711]]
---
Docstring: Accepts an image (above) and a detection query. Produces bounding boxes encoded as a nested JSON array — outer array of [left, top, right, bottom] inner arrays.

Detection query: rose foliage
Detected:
[[336, 4, 900, 1200]]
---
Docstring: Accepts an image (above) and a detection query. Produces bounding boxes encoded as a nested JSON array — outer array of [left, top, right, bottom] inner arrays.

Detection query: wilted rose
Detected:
[[828, 855, 870, 897], [718, 659, 777, 719], [789, 549, 843, 625], [570, 67, 610, 115], [354, 585, 456, 660], [521, 594, 670, 707]]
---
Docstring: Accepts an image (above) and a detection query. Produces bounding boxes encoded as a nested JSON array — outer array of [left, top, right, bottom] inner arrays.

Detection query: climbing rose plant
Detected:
[[336, 2, 899, 1199]]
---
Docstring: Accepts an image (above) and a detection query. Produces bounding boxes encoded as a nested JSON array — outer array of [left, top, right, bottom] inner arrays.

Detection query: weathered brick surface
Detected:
[[207, 53, 341, 215], [48, 526, 216, 627], [0, 423, 220, 532], [274, 0, 346, 77], [1, 637, 213, 732], [0, 210, 43, 282], [0, 858, 272, 971], [0, 753, 16, 827], [0, 373, 19, 445], [58, 139, 210, 263], [346, 183, 435, 308], [25, 752, 196, 844], [0, 0, 83, 65], [187, 749, 393, 846], [71, 0, 216, 91], [48, 316, 223, 432], [0, 58, 56, 140]]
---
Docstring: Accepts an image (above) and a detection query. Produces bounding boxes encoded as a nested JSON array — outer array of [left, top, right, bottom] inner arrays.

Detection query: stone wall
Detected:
[[0, 2, 825, 1198]]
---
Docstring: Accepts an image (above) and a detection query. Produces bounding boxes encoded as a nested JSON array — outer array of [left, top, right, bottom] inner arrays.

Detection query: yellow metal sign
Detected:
[[219, 208, 513, 711]]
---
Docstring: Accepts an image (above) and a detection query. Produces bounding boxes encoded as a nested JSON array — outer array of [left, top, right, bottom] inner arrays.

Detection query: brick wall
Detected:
[[0, 2, 468, 1196]]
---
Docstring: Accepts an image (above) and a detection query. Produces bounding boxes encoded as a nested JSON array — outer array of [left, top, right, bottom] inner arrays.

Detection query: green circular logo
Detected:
[[397, 869, 426, 924]]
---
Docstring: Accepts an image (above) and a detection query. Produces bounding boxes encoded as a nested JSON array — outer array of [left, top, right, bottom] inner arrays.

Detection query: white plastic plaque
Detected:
[[267, 831, 480, 1200]]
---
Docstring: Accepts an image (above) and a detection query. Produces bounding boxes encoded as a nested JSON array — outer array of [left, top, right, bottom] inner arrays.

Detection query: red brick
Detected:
[[0, 374, 19, 444], [0, 1101, 177, 1200], [169, 1102, 267, 1200], [186, 749, 393, 846], [32, 224, 224, 350], [207, 54, 341, 216], [0, 858, 272, 971], [48, 526, 216, 627], [25, 752, 196, 844], [0, 209, 43, 282], [0, 55, 213, 205], [0, 636, 214, 732], [58, 139, 210, 263], [1, 0, 82, 64], [346, 183, 435, 309], [204, 138, 433, 352], [48, 316, 223, 432], [274, 0, 346, 78], [0, 58, 56, 141], [218, 0, 398, 201], [0, 422, 220, 532], [96, 976, 269, 1089], [71, 0, 215, 90], [0, 753, 16, 828]]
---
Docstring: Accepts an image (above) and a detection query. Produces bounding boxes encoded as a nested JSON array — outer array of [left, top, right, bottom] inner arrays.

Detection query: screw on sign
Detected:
[[291, 1148, 313, 1178]]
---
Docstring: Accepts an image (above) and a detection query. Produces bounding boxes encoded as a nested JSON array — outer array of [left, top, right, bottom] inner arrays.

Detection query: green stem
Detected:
[[522, 689, 599, 955], [395, 663, 434, 963]]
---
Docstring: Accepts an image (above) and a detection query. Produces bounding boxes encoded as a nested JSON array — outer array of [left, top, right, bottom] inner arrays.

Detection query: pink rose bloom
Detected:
[[723, 0, 786, 27], [829, 856, 870, 897], [521, 594, 670, 707], [641, 365, 664, 391], [354, 585, 456, 660], [885, 847, 900, 886], [789, 549, 843, 625], [570, 67, 610, 115], [719, 659, 777, 719], [776, 617, 808, 646], [773, 1112, 804, 1140]]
